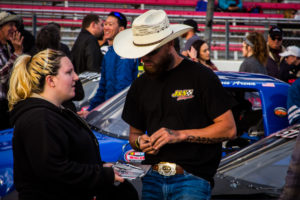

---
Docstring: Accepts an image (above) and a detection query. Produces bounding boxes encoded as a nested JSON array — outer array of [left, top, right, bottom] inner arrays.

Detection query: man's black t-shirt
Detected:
[[122, 58, 235, 182]]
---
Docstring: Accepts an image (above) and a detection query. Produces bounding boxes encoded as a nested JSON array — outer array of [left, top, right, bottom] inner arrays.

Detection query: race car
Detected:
[[0, 71, 290, 198]]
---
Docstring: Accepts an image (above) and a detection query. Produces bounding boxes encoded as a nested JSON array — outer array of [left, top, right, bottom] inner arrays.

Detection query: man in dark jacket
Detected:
[[266, 25, 290, 82], [71, 14, 104, 73]]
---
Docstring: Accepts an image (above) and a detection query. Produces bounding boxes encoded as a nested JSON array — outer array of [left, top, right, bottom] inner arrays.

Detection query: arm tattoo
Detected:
[[185, 136, 230, 144], [166, 128, 174, 135]]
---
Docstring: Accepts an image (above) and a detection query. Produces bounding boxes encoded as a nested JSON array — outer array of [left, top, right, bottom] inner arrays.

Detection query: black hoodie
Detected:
[[10, 97, 114, 200]]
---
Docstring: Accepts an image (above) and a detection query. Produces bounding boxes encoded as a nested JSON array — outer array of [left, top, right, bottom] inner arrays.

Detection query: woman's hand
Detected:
[[103, 163, 124, 183], [187, 46, 198, 62]]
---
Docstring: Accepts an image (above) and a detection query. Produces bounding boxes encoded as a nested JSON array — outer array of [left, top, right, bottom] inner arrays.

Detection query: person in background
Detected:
[[0, 11, 23, 130], [280, 46, 300, 66], [281, 64, 300, 199], [71, 14, 104, 73], [218, 0, 243, 12], [181, 19, 201, 57], [78, 12, 139, 118], [266, 25, 290, 82], [239, 32, 268, 74], [279, 46, 300, 84], [47, 22, 71, 58], [114, 9, 236, 199], [6, 11, 35, 55], [187, 39, 218, 70], [7, 48, 141, 200], [34, 23, 84, 112]]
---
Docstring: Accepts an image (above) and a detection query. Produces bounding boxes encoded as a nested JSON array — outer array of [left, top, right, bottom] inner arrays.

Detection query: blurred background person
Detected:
[[218, 0, 243, 12], [279, 45, 300, 84], [0, 11, 23, 130], [47, 22, 71, 58], [8, 49, 126, 200], [239, 32, 268, 74], [71, 14, 103, 73], [187, 39, 218, 71], [181, 19, 200, 57], [266, 25, 290, 82]]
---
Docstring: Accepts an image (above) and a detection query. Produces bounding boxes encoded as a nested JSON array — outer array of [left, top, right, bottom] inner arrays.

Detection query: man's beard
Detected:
[[143, 52, 174, 79]]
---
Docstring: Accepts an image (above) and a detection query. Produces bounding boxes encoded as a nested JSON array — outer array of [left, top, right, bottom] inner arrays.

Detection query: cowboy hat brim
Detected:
[[113, 24, 192, 59]]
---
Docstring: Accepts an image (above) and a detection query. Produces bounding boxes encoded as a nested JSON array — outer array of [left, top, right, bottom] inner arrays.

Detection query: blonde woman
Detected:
[[8, 49, 128, 200], [239, 32, 268, 74]]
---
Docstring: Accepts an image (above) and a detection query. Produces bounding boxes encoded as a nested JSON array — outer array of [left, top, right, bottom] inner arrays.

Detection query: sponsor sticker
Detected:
[[262, 83, 275, 87], [274, 107, 287, 117], [124, 149, 145, 162]]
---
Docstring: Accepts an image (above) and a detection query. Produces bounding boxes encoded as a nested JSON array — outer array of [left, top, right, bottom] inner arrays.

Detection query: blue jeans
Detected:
[[142, 168, 211, 200]]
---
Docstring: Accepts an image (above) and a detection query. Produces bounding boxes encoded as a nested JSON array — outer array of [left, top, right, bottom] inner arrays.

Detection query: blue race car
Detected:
[[0, 71, 290, 198]]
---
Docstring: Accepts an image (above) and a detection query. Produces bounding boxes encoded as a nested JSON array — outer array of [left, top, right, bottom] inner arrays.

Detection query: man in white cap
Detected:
[[0, 11, 23, 130], [114, 10, 236, 199], [280, 46, 300, 66], [279, 46, 300, 83]]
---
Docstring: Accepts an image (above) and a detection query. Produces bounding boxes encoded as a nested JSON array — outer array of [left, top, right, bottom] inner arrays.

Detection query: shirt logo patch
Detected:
[[171, 89, 194, 101]]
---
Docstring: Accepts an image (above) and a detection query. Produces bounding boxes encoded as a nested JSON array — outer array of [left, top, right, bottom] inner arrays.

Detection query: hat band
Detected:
[[133, 31, 173, 47]]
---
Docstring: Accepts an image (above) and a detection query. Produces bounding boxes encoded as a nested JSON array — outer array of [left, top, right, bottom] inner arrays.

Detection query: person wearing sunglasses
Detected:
[[266, 25, 290, 82], [78, 12, 139, 118]]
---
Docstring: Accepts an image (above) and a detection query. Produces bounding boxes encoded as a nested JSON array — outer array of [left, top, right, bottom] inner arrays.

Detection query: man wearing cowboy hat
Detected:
[[0, 11, 23, 130], [114, 10, 236, 199]]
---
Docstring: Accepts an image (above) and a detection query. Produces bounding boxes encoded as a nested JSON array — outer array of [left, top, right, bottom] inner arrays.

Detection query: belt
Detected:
[[152, 162, 184, 176]]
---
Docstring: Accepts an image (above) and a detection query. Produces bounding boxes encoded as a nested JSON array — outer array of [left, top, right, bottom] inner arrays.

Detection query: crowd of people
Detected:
[[1, 6, 300, 200]]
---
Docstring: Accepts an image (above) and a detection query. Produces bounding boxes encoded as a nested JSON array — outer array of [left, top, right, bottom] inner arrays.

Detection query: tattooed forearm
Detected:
[[185, 136, 230, 144]]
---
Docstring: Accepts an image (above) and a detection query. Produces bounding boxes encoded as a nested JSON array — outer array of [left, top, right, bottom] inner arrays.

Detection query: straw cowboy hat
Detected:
[[113, 9, 192, 59]]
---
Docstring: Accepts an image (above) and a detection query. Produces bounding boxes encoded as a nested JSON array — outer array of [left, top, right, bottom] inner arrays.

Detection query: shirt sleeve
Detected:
[[122, 79, 146, 131], [0, 52, 18, 83], [115, 58, 139, 93], [200, 69, 236, 120], [287, 80, 300, 125], [88, 58, 106, 111]]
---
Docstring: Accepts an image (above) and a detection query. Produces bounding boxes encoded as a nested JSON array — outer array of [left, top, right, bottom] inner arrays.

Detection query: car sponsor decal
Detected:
[[274, 107, 287, 117], [232, 81, 256, 86], [124, 149, 145, 162], [171, 89, 194, 101], [262, 82, 275, 87]]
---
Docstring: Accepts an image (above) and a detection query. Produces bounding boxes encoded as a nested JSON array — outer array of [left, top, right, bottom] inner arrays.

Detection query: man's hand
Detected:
[[139, 134, 159, 155], [9, 31, 23, 55], [150, 127, 186, 151], [77, 110, 90, 118]]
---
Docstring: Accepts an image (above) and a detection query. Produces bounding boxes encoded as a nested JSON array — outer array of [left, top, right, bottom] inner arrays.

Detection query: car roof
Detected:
[[216, 71, 283, 83]]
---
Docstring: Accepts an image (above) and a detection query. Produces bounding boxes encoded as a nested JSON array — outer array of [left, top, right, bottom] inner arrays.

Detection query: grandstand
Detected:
[[0, 0, 299, 60]]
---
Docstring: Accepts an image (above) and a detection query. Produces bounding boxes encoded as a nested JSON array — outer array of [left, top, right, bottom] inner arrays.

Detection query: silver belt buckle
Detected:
[[157, 162, 176, 176]]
